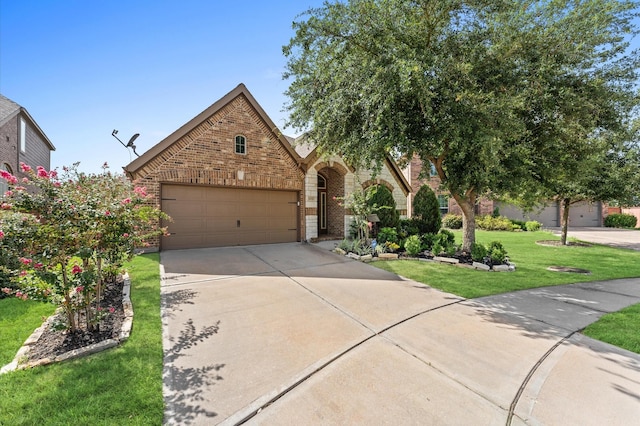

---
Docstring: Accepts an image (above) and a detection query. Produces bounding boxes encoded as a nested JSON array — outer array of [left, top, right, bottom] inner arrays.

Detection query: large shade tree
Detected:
[[283, 0, 639, 251]]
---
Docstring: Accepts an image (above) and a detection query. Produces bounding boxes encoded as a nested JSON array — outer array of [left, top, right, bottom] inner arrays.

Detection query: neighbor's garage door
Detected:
[[569, 201, 601, 227], [161, 185, 298, 250]]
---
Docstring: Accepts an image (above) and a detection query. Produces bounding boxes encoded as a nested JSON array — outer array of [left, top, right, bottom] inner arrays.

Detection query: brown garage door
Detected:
[[161, 185, 299, 250]]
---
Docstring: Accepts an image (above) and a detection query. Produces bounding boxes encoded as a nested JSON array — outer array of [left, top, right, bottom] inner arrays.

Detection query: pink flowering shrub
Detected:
[[0, 162, 168, 331]]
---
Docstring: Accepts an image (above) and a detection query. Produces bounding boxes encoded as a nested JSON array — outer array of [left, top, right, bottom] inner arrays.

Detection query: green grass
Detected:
[[0, 297, 56, 366], [583, 303, 640, 354], [0, 253, 163, 425], [373, 230, 640, 299]]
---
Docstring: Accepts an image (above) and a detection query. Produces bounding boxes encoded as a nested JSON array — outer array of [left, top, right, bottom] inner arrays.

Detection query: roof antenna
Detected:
[[112, 129, 140, 158]]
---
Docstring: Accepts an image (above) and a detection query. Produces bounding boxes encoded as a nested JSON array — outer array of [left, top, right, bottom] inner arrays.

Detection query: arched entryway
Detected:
[[316, 165, 346, 238]]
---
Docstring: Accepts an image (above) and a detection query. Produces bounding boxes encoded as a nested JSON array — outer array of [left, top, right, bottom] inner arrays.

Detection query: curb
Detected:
[[0, 274, 133, 374]]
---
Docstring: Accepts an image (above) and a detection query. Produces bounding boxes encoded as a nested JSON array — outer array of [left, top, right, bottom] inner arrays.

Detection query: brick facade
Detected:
[[405, 155, 495, 217], [125, 84, 411, 249], [125, 86, 305, 249]]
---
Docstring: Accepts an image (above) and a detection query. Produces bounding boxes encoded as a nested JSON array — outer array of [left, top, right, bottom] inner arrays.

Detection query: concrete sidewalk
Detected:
[[160, 243, 640, 425]]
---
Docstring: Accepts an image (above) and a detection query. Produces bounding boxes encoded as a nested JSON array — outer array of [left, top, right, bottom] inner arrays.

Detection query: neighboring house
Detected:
[[404, 155, 603, 227], [0, 94, 55, 194], [124, 84, 410, 250]]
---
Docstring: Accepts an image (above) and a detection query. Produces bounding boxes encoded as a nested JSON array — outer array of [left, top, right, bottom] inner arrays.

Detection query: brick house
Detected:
[[404, 155, 603, 227], [124, 84, 410, 250], [0, 94, 55, 194]]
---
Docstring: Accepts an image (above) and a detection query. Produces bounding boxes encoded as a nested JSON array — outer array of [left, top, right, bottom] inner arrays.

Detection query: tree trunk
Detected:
[[560, 198, 571, 245], [451, 192, 476, 252]]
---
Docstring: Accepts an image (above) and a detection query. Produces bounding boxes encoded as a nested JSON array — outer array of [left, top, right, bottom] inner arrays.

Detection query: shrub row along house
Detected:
[[124, 84, 410, 251]]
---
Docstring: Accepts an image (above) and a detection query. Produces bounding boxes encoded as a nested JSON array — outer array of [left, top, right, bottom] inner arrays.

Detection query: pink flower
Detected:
[[4, 190, 13, 197], [15, 291, 22, 297], [2, 287, 11, 294], [20, 294, 28, 300], [71, 265, 82, 274], [19, 257, 32, 265], [108, 307, 115, 313], [76, 286, 84, 293], [49, 170, 58, 178], [0, 230, 4, 239], [105, 210, 111, 216], [0, 203, 11, 210], [122, 233, 130, 238], [34, 262, 43, 269], [134, 186, 147, 197], [53, 181, 61, 187], [0, 171, 18, 185], [20, 163, 32, 173], [121, 198, 131, 204], [36, 166, 49, 178], [20, 271, 27, 276]]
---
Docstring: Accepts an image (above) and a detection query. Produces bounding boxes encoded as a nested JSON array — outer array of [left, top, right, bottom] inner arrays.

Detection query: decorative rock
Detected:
[[334, 248, 346, 255], [346, 252, 361, 260], [472, 262, 491, 271], [360, 254, 373, 262], [378, 253, 399, 259], [434, 256, 459, 264], [493, 264, 511, 272]]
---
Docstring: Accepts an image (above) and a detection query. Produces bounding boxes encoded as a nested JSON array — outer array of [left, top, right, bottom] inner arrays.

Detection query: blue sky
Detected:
[[1, 1, 324, 173], [1, 1, 638, 174]]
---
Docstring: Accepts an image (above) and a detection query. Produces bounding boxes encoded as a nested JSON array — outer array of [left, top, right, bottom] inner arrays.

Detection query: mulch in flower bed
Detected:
[[26, 278, 125, 362]]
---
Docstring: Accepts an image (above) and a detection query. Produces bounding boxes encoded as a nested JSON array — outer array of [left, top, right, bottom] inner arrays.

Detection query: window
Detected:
[[429, 162, 437, 177], [317, 174, 326, 189], [438, 194, 449, 215], [19, 117, 26, 153], [234, 135, 246, 155]]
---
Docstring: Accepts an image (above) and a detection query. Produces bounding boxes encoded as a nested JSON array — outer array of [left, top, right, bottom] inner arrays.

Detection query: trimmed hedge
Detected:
[[604, 213, 637, 228]]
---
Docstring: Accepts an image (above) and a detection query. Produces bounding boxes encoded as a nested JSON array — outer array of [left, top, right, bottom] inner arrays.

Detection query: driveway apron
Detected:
[[160, 243, 640, 425]]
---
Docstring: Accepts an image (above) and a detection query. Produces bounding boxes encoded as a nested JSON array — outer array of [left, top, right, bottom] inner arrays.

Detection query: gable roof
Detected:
[[292, 134, 412, 196], [0, 94, 55, 150], [124, 84, 301, 174]]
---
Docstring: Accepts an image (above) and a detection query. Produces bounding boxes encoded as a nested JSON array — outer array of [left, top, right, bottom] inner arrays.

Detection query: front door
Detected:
[[317, 174, 328, 235]]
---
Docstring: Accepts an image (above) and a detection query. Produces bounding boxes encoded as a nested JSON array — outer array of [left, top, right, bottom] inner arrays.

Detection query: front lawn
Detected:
[[583, 303, 640, 354], [373, 230, 640, 299], [0, 253, 163, 425]]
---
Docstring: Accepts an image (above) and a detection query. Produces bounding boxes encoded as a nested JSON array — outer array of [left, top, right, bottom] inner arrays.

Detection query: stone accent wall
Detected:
[[129, 94, 305, 249]]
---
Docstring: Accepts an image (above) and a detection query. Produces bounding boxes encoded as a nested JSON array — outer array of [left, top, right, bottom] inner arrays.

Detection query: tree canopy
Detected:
[[283, 0, 639, 250]]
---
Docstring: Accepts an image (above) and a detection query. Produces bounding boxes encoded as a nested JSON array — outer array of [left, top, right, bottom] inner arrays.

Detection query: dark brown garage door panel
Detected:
[[161, 185, 298, 249]]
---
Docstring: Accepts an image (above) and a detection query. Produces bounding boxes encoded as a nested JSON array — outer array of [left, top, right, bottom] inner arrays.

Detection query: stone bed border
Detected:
[[0, 274, 133, 374], [335, 248, 516, 272]]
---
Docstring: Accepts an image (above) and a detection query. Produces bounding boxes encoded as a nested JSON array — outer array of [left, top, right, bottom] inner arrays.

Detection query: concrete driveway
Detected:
[[550, 227, 640, 250], [160, 243, 640, 425]]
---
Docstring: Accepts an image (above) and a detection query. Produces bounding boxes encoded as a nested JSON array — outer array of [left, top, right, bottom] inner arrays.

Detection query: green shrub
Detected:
[[470, 242, 488, 262], [405, 235, 422, 256], [412, 185, 441, 234], [436, 229, 455, 247], [487, 241, 507, 264], [377, 227, 399, 245], [421, 233, 437, 251], [476, 215, 512, 231], [442, 213, 463, 229], [604, 213, 637, 229], [367, 185, 399, 229], [525, 220, 542, 231], [398, 218, 421, 238]]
